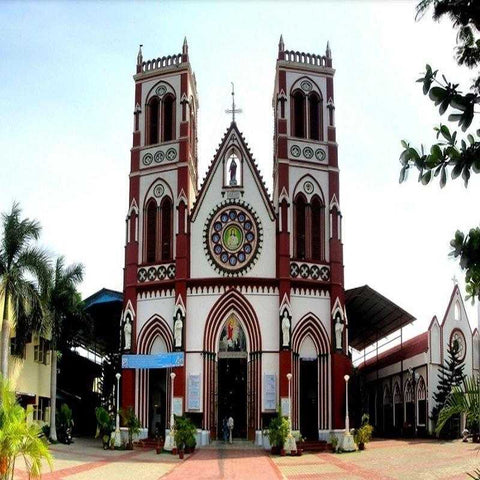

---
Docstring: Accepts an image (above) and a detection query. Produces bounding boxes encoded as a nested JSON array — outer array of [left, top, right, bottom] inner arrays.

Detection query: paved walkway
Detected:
[[12, 437, 480, 479]]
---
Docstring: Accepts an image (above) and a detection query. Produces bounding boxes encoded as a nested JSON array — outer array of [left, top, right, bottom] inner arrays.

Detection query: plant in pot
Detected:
[[57, 404, 74, 445], [120, 406, 141, 450], [174, 416, 196, 458], [95, 407, 114, 450], [329, 433, 339, 453], [267, 412, 289, 455], [354, 415, 373, 451]]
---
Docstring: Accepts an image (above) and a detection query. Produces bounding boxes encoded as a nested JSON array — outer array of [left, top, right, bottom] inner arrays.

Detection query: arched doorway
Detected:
[[217, 314, 248, 439], [298, 335, 318, 440], [148, 336, 167, 437]]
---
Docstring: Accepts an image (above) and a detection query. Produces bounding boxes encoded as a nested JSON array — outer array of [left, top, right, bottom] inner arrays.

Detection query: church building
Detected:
[[120, 37, 352, 444]]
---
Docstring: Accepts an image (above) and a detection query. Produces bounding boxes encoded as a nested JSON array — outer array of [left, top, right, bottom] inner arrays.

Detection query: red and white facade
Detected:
[[121, 38, 351, 444]]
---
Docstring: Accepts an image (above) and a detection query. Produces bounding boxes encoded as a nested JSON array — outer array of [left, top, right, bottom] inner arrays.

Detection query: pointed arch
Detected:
[[291, 313, 330, 431], [160, 196, 173, 261], [162, 93, 175, 142], [202, 289, 262, 435], [145, 198, 157, 263], [147, 96, 160, 145], [291, 90, 306, 138], [294, 193, 307, 260], [308, 92, 323, 141], [135, 314, 174, 428]]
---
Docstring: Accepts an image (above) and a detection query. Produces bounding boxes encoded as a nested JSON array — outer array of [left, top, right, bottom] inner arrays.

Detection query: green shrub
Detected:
[[95, 407, 114, 449], [174, 416, 196, 451], [267, 412, 290, 448], [120, 407, 141, 449]]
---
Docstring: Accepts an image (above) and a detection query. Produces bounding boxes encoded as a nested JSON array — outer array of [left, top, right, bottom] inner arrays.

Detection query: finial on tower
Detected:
[[137, 44, 143, 65], [326, 41, 331, 58], [183, 37, 188, 55], [225, 82, 242, 124], [279, 34, 285, 52]]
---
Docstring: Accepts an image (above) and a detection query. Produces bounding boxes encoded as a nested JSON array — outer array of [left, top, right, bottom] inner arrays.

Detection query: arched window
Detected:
[[309, 93, 321, 141], [160, 197, 172, 261], [148, 97, 160, 145], [295, 195, 306, 259], [454, 301, 461, 321], [292, 91, 305, 138], [146, 200, 157, 263], [162, 94, 175, 142], [311, 196, 322, 260]]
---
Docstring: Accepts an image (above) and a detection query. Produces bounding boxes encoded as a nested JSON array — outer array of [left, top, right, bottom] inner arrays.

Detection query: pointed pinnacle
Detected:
[[137, 44, 143, 65], [326, 41, 331, 58], [279, 34, 285, 52]]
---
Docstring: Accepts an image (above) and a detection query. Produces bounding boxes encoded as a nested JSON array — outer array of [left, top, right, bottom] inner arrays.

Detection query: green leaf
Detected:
[[451, 162, 463, 179], [421, 170, 432, 185], [429, 86, 447, 104], [440, 166, 447, 188]]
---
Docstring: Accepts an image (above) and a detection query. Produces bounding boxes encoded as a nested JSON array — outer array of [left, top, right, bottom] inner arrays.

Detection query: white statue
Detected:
[[123, 316, 132, 350], [174, 310, 183, 348], [281, 310, 291, 347], [335, 316, 344, 350]]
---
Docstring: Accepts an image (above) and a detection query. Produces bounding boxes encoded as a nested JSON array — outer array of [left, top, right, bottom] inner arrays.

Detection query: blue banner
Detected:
[[121, 352, 184, 369]]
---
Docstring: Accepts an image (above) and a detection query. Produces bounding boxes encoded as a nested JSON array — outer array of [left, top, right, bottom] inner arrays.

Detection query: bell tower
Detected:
[[122, 39, 198, 410], [273, 36, 350, 430]]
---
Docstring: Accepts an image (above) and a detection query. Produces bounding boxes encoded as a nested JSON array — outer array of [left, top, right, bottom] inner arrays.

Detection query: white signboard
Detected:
[[264, 374, 276, 410], [173, 397, 183, 417], [188, 374, 201, 410], [281, 397, 290, 417]]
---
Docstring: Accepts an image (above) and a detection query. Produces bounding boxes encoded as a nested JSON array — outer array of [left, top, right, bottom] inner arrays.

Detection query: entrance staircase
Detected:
[[298, 440, 332, 452], [134, 438, 164, 450]]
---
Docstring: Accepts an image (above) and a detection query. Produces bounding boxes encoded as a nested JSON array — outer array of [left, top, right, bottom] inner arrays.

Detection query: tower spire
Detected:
[[279, 34, 285, 52], [183, 37, 188, 55], [137, 44, 143, 66], [326, 41, 331, 58]]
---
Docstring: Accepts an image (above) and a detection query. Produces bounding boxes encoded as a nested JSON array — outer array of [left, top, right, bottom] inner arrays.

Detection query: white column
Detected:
[[164, 372, 177, 451], [114, 372, 122, 447]]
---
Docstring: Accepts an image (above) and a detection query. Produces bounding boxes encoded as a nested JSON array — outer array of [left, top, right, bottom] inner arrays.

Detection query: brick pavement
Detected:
[[11, 437, 480, 479]]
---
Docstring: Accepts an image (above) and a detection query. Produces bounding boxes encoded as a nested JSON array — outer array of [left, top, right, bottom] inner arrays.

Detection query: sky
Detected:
[[1, 1, 479, 349]]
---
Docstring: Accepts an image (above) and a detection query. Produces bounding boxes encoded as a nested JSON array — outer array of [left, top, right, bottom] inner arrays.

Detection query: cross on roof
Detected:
[[225, 82, 242, 123]]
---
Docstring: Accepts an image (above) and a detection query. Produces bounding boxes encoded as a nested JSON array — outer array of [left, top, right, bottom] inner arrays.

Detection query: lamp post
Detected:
[[344, 374, 350, 433], [164, 372, 177, 451], [284, 373, 297, 454], [114, 372, 122, 447], [341, 373, 355, 451]]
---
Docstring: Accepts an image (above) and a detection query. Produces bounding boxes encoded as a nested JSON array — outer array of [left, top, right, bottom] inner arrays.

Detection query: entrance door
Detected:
[[149, 369, 166, 438], [217, 357, 247, 439], [300, 359, 318, 440]]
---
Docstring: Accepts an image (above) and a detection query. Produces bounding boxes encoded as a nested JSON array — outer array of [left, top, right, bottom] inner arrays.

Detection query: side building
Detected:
[[358, 284, 479, 436]]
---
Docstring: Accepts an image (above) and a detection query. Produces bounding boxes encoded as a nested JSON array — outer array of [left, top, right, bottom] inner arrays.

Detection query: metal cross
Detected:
[[225, 82, 242, 123]]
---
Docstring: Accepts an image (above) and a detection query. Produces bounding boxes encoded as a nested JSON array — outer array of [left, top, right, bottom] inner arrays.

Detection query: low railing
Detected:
[[141, 53, 183, 72], [284, 50, 328, 67]]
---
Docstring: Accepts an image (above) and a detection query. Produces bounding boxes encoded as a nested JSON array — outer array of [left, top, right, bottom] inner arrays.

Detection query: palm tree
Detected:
[[42, 257, 84, 442], [0, 203, 49, 379], [0, 375, 52, 479], [436, 375, 480, 436]]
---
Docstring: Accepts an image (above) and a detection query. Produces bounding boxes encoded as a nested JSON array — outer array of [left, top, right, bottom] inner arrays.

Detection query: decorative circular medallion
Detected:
[[204, 201, 262, 275], [154, 150, 165, 163], [290, 145, 301, 158], [153, 184, 164, 198], [155, 85, 167, 97], [451, 330, 466, 361], [304, 181, 314, 194], [315, 148, 326, 161], [303, 147, 314, 159], [300, 80, 312, 92], [166, 148, 177, 161], [142, 153, 153, 166]]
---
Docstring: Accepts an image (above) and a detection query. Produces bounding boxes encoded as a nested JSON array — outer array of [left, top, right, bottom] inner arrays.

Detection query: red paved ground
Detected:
[[163, 448, 283, 480]]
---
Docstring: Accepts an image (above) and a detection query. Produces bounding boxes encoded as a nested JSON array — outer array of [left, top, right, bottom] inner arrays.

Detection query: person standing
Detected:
[[227, 415, 234, 444], [222, 416, 228, 443]]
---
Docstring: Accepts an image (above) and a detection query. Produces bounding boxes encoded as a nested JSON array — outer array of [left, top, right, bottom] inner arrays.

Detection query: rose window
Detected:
[[205, 202, 262, 275]]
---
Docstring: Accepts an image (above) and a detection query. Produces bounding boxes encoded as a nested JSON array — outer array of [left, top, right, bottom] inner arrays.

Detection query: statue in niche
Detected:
[[174, 309, 184, 348], [123, 315, 132, 351], [281, 309, 291, 347], [335, 314, 344, 350], [229, 154, 238, 186]]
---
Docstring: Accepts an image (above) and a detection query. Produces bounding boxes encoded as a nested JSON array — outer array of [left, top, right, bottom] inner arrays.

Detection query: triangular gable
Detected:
[[191, 122, 275, 221], [440, 284, 472, 334]]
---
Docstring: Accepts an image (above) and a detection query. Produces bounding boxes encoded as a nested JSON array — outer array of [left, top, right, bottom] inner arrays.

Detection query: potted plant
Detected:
[[354, 423, 373, 450], [120, 406, 141, 450], [267, 412, 289, 455], [174, 416, 196, 458], [95, 406, 114, 450], [329, 433, 339, 452], [57, 404, 74, 445]]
